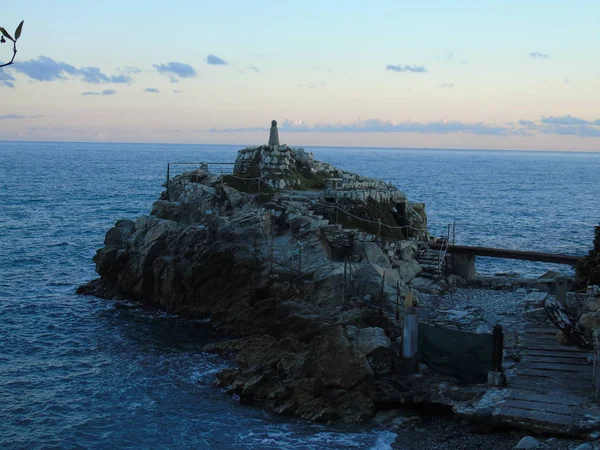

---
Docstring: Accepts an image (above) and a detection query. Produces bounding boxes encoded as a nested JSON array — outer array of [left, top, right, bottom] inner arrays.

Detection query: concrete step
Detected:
[[418, 257, 440, 263]]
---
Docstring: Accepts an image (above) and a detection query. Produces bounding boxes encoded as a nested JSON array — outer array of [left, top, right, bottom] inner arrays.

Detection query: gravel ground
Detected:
[[391, 415, 593, 450], [418, 288, 533, 316]]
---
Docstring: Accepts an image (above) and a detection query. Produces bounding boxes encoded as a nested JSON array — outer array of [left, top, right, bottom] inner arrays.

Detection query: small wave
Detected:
[[369, 431, 397, 450], [48, 242, 70, 247]]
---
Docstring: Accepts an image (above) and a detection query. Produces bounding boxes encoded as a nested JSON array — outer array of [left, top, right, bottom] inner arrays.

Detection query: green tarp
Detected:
[[418, 323, 493, 383]]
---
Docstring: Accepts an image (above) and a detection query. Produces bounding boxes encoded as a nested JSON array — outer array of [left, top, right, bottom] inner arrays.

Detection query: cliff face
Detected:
[[79, 147, 439, 422]]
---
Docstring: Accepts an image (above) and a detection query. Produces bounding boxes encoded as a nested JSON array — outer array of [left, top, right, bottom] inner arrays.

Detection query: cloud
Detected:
[[518, 120, 538, 130], [144, 88, 159, 93], [7, 56, 132, 84], [541, 114, 590, 125], [237, 65, 260, 74], [121, 66, 142, 74], [515, 115, 600, 137], [0, 114, 44, 119], [385, 65, 428, 73], [211, 119, 510, 136], [82, 89, 116, 96], [0, 69, 15, 88], [77, 67, 132, 84], [439, 83, 454, 88], [173, 90, 183, 93], [206, 54, 228, 65], [540, 124, 600, 138], [153, 62, 197, 81], [528, 52, 550, 59], [210, 115, 600, 138], [9, 56, 77, 81]]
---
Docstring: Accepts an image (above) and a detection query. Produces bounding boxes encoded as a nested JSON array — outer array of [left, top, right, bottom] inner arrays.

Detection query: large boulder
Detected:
[[310, 325, 393, 389]]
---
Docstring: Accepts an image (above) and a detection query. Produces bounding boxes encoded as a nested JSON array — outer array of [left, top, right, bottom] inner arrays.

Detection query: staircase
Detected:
[[417, 244, 447, 279]]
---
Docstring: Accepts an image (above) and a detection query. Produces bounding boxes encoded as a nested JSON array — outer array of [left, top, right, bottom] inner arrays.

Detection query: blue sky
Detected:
[[1, 0, 599, 150]]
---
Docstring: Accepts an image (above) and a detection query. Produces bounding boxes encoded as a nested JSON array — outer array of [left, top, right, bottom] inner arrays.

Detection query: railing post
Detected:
[[488, 324, 506, 386], [402, 304, 419, 374], [166, 162, 170, 201], [593, 329, 600, 402], [270, 231, 274, 273], [297, 242, 302, 281], [452, 221, 456, 245], [342, 258, 347, 304]]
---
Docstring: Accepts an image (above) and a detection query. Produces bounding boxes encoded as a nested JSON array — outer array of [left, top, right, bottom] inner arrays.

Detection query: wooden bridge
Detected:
[[428, 241, 584, 281], [429, 243, 584, 265]]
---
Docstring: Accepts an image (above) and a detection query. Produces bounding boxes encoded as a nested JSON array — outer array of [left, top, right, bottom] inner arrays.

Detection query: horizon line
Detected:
[[1, 139, 599, 154]]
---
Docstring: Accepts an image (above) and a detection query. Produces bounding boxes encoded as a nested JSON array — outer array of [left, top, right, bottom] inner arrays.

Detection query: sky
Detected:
[[1, 0, 599, 150]]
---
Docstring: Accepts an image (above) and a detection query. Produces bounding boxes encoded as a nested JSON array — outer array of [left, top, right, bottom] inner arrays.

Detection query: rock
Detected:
[[398, 241, 418, 261], [515, 287, 527, 294], [360, 242, 391, 268], [572, 444, 592, 450], [523, 292, 548, 310], [583, 297, 600, 313], [222, 185, 246, 209], [579, 311, 600, 333], [77, 135, 435, 424], [409, 277, 449, 294], [538, 270, 562, 280], [446, 274, 467, 288], [310, 325, 392, 389], [482, 311, 501, 325], [556, 331, 572, 345], [514, 436, 540, 449], [396, 259, 422, 283]]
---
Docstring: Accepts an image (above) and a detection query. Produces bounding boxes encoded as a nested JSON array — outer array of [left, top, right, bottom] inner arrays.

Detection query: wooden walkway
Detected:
[[455, 322, 600, 437], [508, 324, 592, 397], [429, 242, 583, 265]]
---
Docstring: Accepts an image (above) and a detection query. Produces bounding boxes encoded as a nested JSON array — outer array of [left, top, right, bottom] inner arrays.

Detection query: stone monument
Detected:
[[268, 120, 279, 147]]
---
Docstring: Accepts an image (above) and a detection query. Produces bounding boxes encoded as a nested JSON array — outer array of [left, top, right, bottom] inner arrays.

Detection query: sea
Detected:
[[1, 141, 598, 449]]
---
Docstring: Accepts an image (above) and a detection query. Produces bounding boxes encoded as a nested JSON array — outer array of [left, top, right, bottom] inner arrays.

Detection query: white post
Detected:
[[402, 306, 419, 374]]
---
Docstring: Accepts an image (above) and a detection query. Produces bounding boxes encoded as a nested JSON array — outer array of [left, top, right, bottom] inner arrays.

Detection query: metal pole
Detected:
[[452, 222, 456, 245], [492, 325, 504, 373], [396, 281, 400, 321], [343, 258, 347, 304], [270, 231, 274, 273], [402, 307, 419, 374], [166, 162, 170, 200], [298, 242, 302, 282]]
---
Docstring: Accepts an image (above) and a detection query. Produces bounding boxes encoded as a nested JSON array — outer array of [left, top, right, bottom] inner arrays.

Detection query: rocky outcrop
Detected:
[[78, 144, 444, 422]]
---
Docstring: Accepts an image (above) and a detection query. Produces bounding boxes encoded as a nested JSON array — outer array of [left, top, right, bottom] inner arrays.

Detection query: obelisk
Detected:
[[268, 120, 279, 147]]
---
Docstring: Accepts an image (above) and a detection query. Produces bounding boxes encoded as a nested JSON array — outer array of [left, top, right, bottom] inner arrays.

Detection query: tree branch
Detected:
[[0, 40, 17, 69]]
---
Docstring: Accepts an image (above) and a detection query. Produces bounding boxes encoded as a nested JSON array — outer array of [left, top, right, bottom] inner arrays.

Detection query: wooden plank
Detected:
[[495, 406, 574, 427], [525, 328, 561, 335], [507, 392, 581, 406], [526, 345, 588, 353], [515, 369, 590, 380], [522, 362, 592, 372], [503, 399, 574, 416], [526, 358, 591, 366], [525, 351, 590, 359]]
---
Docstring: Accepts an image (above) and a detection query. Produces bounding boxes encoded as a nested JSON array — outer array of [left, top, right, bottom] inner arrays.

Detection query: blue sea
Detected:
[[1, 141, 598, 449]]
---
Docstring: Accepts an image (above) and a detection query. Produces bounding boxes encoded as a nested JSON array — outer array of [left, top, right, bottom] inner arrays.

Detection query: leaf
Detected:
[[15, 21, 24, 41], [0, 27, 14, 42]]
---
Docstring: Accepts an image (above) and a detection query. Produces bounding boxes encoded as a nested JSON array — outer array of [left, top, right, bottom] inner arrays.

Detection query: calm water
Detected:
[[1, 141, 598, 449]]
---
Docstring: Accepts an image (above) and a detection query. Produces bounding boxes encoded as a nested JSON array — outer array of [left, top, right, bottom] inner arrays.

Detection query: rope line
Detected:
[[168, 163, 429, 234]]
